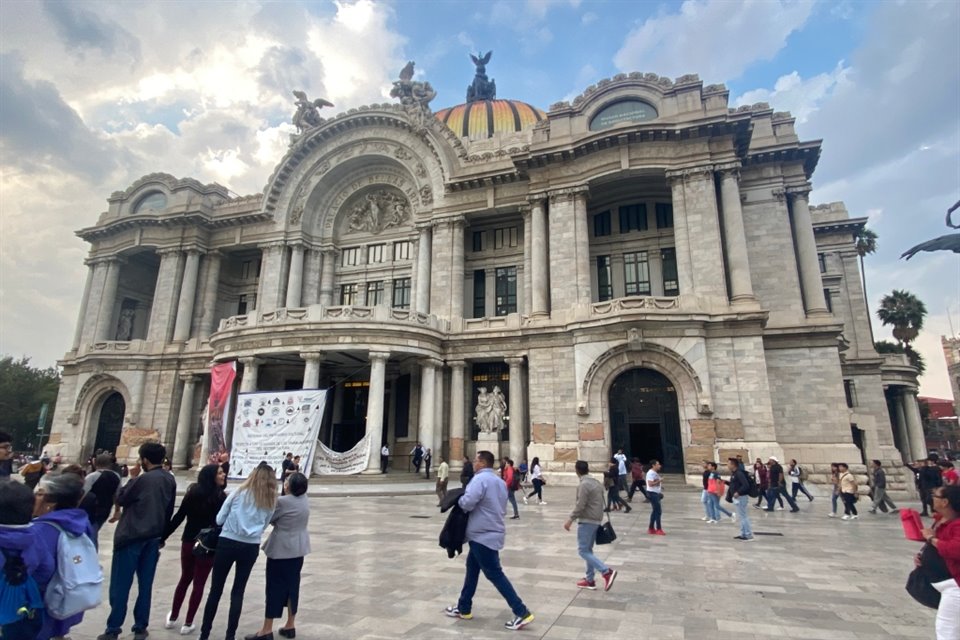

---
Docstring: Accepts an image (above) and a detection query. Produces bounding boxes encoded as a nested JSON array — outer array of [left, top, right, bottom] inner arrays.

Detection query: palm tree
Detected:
[[854, 227, 878, 340], [876, 289, 927, 346]]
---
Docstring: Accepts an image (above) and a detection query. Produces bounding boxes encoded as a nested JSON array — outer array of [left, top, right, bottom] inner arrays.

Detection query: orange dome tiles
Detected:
[[435, 100, 546, 139]]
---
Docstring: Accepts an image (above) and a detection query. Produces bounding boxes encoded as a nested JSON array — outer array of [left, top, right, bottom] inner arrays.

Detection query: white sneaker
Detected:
[[776, 506, 785, 511], [165, 613, 178, 629], [701, 516, 709, 521], [539, 501, 547, 505], [707, 519, 717, 524], [523, 496, 528, 505], [180, 623, 196, 635], [841, 515, 850, 520], [828, 512, 837, 518], [851, 515, 859, 520]]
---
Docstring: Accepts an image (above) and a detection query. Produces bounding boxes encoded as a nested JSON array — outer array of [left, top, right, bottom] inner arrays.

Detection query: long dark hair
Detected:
[[531, 457, 540, 470], [192, 463, 226, 508]]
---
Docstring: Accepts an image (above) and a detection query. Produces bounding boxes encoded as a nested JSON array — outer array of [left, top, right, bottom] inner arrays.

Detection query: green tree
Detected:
[[877, 289, 927, 346], [854, 227, 878, 340], [874, 339, 927, 374], [0, 356, 60, 451]]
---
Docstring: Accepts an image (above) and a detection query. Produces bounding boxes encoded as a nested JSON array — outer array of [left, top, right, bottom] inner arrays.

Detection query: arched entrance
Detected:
[[94, 392, 125, 453], [609, 368, 683, 472]]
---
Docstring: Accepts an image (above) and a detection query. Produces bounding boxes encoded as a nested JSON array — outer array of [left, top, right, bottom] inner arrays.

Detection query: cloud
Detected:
[[614, 0, 814, 81], [41, 0, 141, 64], [581, 11, 598, 25], [734, 62, 849, 124]]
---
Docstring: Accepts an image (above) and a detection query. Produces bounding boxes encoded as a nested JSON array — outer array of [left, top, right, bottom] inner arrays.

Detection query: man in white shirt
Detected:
[[614, 449, 628, 491], [646, 460, 664, 535], [380, 444, 390, 474]]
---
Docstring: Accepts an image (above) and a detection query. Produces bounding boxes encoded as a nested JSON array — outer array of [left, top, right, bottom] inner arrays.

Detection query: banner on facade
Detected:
[[229, 389, 328, 480], [206, 361, 237, 456], [312, 433, 371, 475]]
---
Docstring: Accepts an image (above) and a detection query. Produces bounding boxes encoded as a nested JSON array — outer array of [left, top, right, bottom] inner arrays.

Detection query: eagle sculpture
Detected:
[[901, 200, 960, 259]]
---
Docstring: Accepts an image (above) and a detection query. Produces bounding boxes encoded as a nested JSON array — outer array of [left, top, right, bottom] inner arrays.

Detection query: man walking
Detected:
[[907, 457, 943, 516], [436, 456, 449, 505], [82, 452, 122, 547], [646, 459, 665, 535], [98, 442, 177, 640], [868, 459, 898, 514], [424, 447, 433, 479], [627, 458, 647, 502], [411, 443, 424, 473], [765, 457, 800, 513], [726, 457, 754, 541], [614, 448, 628, 492], [445, 451, 534, 630], [380, 443, 390, 473], [564, 460, 617, 590]]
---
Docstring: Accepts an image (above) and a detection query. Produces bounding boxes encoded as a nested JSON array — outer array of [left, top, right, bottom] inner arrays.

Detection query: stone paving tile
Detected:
[[70, 486, 935, 639]]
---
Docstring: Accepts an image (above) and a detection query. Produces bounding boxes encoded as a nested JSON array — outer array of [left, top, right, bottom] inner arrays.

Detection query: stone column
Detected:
[[302, 352, 322, 389], [718, 168, 756, 303], [448, 360, 466, 473], [72, 264, 95, 349], [903, 389, 928, 460], [894, 392, 913, 462], [147, 249, 184, 343], [520, 207, 533, 315], [285, 243, 305, 308], [94, 257, 121, 342], [572, 189, 592, 306], [198, 251, 222, 339], [788, 188, 829, 315], [239, 357, 260, 393], [363, 351, 390, 473], [173, 250, 201, 341], [172, 375, 199, 469], [418, 359, 437, 467], [415, 225, 432, 313], [302, 248, 322, 306], [450, 218, 465, 318], [319, 248, 337, 307], [506, 357, 526, 465], [665, 172, 695, 295], [257, 243, 287, 312], [530, 197, 549, 316]]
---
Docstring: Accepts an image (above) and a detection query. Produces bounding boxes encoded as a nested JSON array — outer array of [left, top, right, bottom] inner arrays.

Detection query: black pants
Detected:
[[920, 488, 934, 515], [380, 455, 388, 473], [265, 556, 304, 619], [627, 479, 647, 500], [526, 479, 543, 501], [200, 538, 259, 639], [841, 493, 858, 516]]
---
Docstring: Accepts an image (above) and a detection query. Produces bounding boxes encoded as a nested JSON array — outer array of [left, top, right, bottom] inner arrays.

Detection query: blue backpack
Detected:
[[0, 548, 44, 625], [41, 523, 103, 620]]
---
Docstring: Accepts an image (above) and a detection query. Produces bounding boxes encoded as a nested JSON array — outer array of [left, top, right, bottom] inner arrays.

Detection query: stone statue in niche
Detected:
[[345, 190, 410, 235], [292, 91, 334, 134], [474, 385, 507, 433], [115, 307, 135, 341]]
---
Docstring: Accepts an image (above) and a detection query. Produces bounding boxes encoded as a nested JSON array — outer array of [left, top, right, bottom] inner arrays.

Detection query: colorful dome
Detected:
[[435, 99, 546, 140]]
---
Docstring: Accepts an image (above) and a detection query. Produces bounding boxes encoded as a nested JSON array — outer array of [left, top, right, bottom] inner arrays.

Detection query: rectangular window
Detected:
[[393, 241, 411, 261], [237, 294, 248, 315], [339, 283, 358, 306], [618, 204, 648, 233], [661, 248, 679, 296], [843, 379, 858, 408], [367, 244, 386, 264], [593, 210, 611, 237], [597, 256, 613, 302], [509, 226, 519, 247], [472, 231, 484, 252], [655, 203, 674, 229], [818, 253, 827, 273], [824, 288, 833, 313], [494, 227, 518, 249], [341, 247, 360, 267], [391, 278, 411, 309], [366, 281, 384, 306], [240, 260, 253, 280], [473, 269, 486, 318], [623, 251, 651, 296], [495, 266, 518, 316]]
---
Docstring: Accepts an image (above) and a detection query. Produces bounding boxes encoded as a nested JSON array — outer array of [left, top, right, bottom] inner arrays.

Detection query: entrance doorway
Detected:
[[94, 392, 125, 453], [609, 368, 683, 472]]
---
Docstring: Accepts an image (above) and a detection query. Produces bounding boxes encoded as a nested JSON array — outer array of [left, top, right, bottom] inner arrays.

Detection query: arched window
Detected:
[[133, 191, 167, 214]]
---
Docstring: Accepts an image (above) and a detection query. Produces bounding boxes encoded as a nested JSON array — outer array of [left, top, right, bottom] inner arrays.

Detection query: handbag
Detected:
[[595, 515, 617, 545], [905, 542, 951, 609], [193, 526, 222, 557]]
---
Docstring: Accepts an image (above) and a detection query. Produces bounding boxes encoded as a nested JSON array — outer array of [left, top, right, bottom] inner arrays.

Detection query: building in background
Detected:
[[47, 59, 923, 487]]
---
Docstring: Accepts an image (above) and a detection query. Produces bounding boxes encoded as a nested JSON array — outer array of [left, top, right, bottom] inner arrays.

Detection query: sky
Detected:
[[0, 0, 958, 399]]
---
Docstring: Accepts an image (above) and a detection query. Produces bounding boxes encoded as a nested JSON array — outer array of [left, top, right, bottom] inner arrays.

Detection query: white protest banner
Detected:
[[229, 389, 328, 480], [312, 433, 370, 475]]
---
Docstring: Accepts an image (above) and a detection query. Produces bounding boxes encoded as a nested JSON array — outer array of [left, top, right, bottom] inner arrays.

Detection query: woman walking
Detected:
[[837, 463, 859, 520], [827, 463, 841, 518], [163, 464, 227, 635], [523, 457, 546, 505], [245, 473, 311, 640], [199, 463, 277, 640], [604, 458, 630, 513], [920, 485, 960, 639], [752, 459, 768, 508]]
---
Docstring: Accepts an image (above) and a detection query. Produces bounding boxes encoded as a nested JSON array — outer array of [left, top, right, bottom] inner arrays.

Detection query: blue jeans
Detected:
[[648, 492, 663, 530], [734, 495, 753, 538], [707, 493, 732, 519], [766, 486, 798, 511], [576, 523, 609, 581], [105, 537, 161, 634], [700, 490, 712, 518], [831, 490, 839, 514], [507, 490, 519, 517], [457, 541, 529, 617]]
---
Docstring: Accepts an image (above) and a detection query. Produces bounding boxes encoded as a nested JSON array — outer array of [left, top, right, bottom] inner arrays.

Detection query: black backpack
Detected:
[[747, 473, 760, 498]]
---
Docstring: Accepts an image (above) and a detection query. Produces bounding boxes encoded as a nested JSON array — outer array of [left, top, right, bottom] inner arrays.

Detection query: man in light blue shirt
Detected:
[[445, 450, 534, 631]]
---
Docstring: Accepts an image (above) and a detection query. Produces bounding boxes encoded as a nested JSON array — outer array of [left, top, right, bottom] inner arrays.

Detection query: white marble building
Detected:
[[49, 65, 924, 486]]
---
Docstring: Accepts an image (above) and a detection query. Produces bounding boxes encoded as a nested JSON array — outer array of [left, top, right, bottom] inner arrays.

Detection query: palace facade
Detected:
[[49, 63, 924, 486]]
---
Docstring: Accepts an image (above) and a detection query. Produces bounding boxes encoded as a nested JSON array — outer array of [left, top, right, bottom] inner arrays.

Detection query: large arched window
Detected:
[[589, 100, 658, 131], [133, 191, 167, 213]]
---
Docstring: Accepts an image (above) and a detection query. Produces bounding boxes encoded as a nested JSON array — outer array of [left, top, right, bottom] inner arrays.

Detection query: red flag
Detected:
[[207, 361, 237, 455]]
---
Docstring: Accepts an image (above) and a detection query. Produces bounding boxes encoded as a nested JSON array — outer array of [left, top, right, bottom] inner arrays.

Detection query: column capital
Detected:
[[156, 247, 184, 257], [504, 356, 525, 367], [369, 350, 391, 363], [85, 254, 123, 267], [446, 359, 467, 370], [204, 249, 223, 260], [415, 220, 437, 232], [665, 165, 714, 183], [717, 167, 741, 182], [183, 247, 204, 257], [239, 356, 262, 367], [517, 204, 531, 217], [178, 373, 201, 383], [300, 351, 324, 363], [286, 241, 306, 251], [547, 185, 590, 203], [786, 185, 812, 201], [419, 357, 442, 369], [259, 240, 287, 251], [771, 187, 788, 202], [526, 193, 548, 206]]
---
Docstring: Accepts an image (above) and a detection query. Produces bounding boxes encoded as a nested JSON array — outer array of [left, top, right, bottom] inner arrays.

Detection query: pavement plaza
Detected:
[[71, 483, 933, 640]]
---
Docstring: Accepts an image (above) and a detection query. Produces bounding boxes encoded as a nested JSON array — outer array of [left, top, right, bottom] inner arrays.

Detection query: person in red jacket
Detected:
[[501, 458, 520, 520], [921, 485, 960, 639]]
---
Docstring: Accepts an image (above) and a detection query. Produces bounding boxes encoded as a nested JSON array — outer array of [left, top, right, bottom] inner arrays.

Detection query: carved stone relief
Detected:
[[343, 189, 411, 235]]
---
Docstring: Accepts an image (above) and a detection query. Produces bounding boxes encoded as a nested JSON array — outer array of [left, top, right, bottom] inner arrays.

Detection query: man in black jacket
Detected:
[[906, 457, 943, 516], [726, 458, 754, 541], [765, 457, 799, 513], [98, 442, 177, 640]]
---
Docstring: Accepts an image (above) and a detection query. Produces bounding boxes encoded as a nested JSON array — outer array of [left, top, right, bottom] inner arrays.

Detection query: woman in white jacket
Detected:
[[524, 457, 546, 505]]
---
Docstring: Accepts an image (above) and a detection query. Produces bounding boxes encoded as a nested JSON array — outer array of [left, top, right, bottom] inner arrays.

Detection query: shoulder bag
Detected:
[[595, 513, 617, 545], [905, 542, 951, 609], [193, 526, 222, 557]]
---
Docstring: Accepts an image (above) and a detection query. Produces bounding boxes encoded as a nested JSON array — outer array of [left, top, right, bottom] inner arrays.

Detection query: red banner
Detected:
[[207, 361, 237, 455]]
